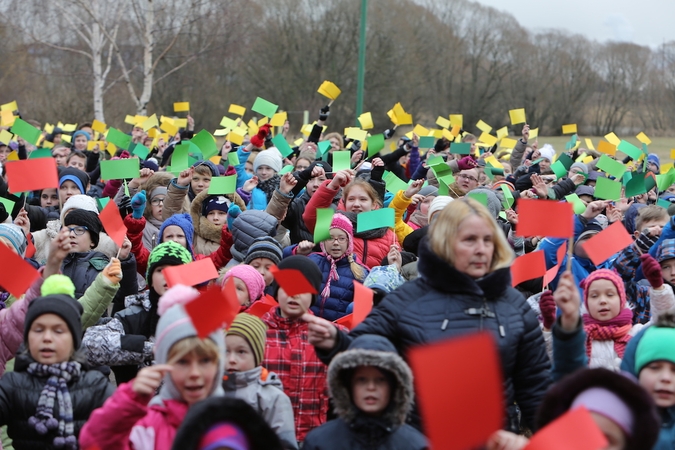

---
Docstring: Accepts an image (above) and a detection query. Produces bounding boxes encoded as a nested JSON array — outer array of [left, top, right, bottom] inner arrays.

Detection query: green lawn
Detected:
[[536, 136, 675, 163]]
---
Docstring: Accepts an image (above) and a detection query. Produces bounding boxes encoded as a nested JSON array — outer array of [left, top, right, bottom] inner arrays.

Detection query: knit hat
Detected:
[[202, 195, 231, 217], [244, 236, 283, 265], [24, 294, 84, 350], [575, 185, 595, 198], [159, 213, 195, 256], [58, 167, 89, 195], [468, 187, 501, 219], [418, 185, 439, 198], [427, 195, 453, 221], [319, 213, 354, 256], [364, 265, 406, 294], [222, 265, 266, 303], [571, 388, 634, 436], [193, 160, 220, 177], [313, 160, 332, 174], [0, 223, 27, 257], [227, 313, 267, 367], [71, 130, 91, 142], [570, 162, 589, 175], [143, 159, 159, 172], [60, 194, 99, 222], [63, 209, 102, 248], [575, 220, 603, 247], [538, 144, 555, 162], [635, 325, 675, 374], [647, 153, 660, 172], [198, 423, 249, 450], [276, 255, 323, 306], [149, 186, 167, 201], [580, 269, 626, 311], [146, 241, 193, 285], [655, 239, 675, 263], [253, 148, 283, 174]]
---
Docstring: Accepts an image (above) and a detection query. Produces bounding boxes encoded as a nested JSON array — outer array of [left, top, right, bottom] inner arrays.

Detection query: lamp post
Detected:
[[355, 0, 367, 124]]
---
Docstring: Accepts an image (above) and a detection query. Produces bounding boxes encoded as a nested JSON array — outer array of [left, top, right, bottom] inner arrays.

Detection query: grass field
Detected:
[[536, 136, 675, 163]]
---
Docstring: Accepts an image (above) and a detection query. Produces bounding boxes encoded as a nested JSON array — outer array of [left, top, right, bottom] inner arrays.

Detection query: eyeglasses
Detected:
[[66, 226, 88, 236], [328, 236, 348, 243], [151, 198, 164, 205], [457, 173, 478, 183]]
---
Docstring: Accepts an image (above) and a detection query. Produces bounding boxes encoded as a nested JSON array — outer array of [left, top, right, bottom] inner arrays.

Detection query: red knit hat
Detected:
[[580, 269, 626, 311], [320, 213, 354, 257]]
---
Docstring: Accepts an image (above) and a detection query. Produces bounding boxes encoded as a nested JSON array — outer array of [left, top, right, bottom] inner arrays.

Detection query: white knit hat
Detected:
[[253, 148, 283, 174], [539, 144, 555, 162], [428, 195, 453, 221], [60, 194, 99, 222]]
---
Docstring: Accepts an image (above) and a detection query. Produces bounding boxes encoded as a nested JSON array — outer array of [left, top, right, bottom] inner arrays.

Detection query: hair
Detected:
[[295, 151, 315, 169], [142, 172, 173, 219], [347, 254, 367, 281], [167, 336, 220, 365], [428, 197, 514, 271], [193, 164, 213, 178], [342, 179, 383, 210], [461, 133, 476, 143], [324, 132, 344, 149], [635, 205, 669, 232], [67, 150, 87, 164], [78, 123, 92, 131], [51, 145, 69, 156]]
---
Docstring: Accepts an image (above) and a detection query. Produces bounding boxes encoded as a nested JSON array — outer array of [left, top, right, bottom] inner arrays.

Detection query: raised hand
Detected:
[[243, 176, 259, 193], [302, 314, 338, 349], [278, 173, 298, 195], [328, 170, 353, 190], [553, 272, 580, 332], [177, 167, 193, 187], [133, 364, 173, 397], [404, 179, 424, 199], [296, 240, 315, 256]]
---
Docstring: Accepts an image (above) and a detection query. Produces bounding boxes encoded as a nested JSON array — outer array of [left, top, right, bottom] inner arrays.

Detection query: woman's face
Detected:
[[452, 215, 494, 278], [345, 185, 374, 213], [162, 225, 187, 248], [28, 313, 73, 365], [41, 188, 59, 207], [74, 135, 88, 151], [150, 195, 164, 221], [329, 137, 341, 151], [68, 155, 86, 171]]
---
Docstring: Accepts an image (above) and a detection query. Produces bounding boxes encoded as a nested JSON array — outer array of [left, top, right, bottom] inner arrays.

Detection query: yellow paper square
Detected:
[[219, 116, 236, 129], [597, 141, 617, 156], [0, 129, 13, 144], [213, 129, 229, 137], [636, 132, 651, 146], [270, 111, 288, 127], [671, 149, 675, 160], [104, 143, 116, 156], [258, 117, 269, 127], [171, 118, 186, 129], [0, 101, 18, 112], [173, 102, 190, 112], [124, 115, 136, 125], [449, 115, 463, 128], [430, 129, 443, 139], [6, 151, 18, 161], [496, 127, 508, 139], [562, 124, 577, 134], [317, 81, 341, 100], [582, 156, 594, 164], [346, 128, 368, 142], [87, 141, 97, 150], [476, 120, 492, 133], [229, 104, 246, 116], [412, 124, 429, 137], [91, 120, 107, 134], [662, 163, 674, 173], [43, 123, 54, 134], [61, 135, 72, 143], [509, 108, 526, 125], [294, 138, 304, 146], [358, 112, 374, 130], [133, 115, 147, 126], [575, 152, 587, 163], [500, 138, 517, 149], [301, 124, 313, 137], [147, 128, 158, 138], [247, 120, 258, 137], [392, 103, 410, 125], [63, 123, 78, 132], [0, 111, 15, 127], [584, 138, 595, 151], [227, 131, 245, 146], [484, 155, 503, 169], [42, 141, 54, 149], [141, 114, 159, 131], [529, 128, 539, 139], [160, 120, 178, 136], [604, 132, 621, 146], [479, 132, 498, 147], [450, 125, 461, 137], [436, 116, 450, 129], [442, 129, 454, 141]]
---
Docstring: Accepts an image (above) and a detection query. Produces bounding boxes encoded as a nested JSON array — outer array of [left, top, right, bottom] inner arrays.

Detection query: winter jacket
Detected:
[[229, 210, 278, 263], [613, 242, 662, 324], [303, 181, 398, 269], [32, 219, 118, 266], [222, 366, 297, 449], [510, 138, 528, 169], [0, 354, 114, 450], [159, 179, 193, 220], [189, 189, 244, 257], [318, 237, 551, 432], [61, 250, 109, 298]]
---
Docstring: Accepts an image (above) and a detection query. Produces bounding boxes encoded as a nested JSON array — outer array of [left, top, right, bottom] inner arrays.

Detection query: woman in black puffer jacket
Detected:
[[305, 197, 551, 433]]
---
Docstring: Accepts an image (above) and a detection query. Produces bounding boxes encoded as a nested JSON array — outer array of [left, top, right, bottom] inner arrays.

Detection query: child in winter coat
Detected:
[[0, 290, 115, 449], [221, 264, 267, 311], [236, 146, 284, 211], [302, 334, 427, 450], [79, 284, 226, 450], [223, 313, 297, 448], [389, 180, 438, 244]]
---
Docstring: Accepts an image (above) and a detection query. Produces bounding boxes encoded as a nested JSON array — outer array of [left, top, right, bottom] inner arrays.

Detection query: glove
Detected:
[[102, 258, 122, 284], [641, 253, 664, 289], [319, 105, 330, 121], [383, 128, 395, 140], [250, 124, 272, 148], [131, 190, 147, 219], [457, 155, 477, 171], [539, 290, 556, 330], [635, 229, 658, 253], [116, 194, 132, 219], [227, 204, 242, 231]]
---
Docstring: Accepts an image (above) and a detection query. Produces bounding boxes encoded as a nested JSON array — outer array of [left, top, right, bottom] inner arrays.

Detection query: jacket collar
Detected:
[[263, 307, 308, 330]]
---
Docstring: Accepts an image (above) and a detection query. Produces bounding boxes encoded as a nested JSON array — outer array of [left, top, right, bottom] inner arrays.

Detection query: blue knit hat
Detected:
[[72, 130, 91, 142], [193, 160, 219, 177], [158, 213, 195, 257], [647, 154, 660, 173]]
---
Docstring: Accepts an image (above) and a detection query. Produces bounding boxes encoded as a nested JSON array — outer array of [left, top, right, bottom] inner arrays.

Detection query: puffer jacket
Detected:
[[229, 210, 278, 263], [318, 237, 551, 432], [189, 189, 245, 257], [222, 366, 297, 449], [303, 335, 427, 450], [0, 354, 115, 450], [61, 251, 109, 298]]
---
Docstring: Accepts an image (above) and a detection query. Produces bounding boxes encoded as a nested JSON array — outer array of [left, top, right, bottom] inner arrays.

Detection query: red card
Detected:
[[185, 281, 240, 338], [408, 332, 503, 450], [98, 199, 127, 247], [0, 242, 40, 298], [511, 251, 546, 287], [580, 221, 633, 266], [543, 243, 567, 288], [334, 313, 353, 330], [525, 406, 608, 450], [270, 266, 318, 297], [163, 258, 218, 288], [4, 158, 59, 193], [516, 199, 574, 239], [246, 295, 278, 318], [352, 281, 373, 327]]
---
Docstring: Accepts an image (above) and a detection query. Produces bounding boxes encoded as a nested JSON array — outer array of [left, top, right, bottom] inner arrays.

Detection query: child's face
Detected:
[[191, 173, 212, 195], [206, 210, 227, 226], [277, 287, 312, 320], [245, 161, 254, 175], [589, 412, 626, 450], [345, 185, 374, 213], [74, 135, 88, 151], [233, 277, 250, 306], [170, 350, 218, 406], [60, 180, 82, 203], [28, 313, 73, 364], [587, 279, 621, 321], [41, 188, 59, 207], [152, 264, 170, 296], [351, 366, 391, 416], [65, 224, 94, 252], [660, 258, 675, 285], [248, 258, 275, 286], [68, 155, 86, 171], [256, 164, 275, 181], [162, 225, 187, 248], [150, 195, 164, 221], [419, 195, 434, 217], [326, 229, 349, 259], [639, 360, 675, 408], [225, 334, 256, 373]]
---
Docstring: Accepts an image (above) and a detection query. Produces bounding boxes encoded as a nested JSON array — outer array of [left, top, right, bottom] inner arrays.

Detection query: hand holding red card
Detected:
[[352, 281, 373, 327], [163, 258, 218, 288], [0, 243, 40, 298], [246, 295, 278, 318], [185, 280, 240, 338], [98, 199, 127, 247]]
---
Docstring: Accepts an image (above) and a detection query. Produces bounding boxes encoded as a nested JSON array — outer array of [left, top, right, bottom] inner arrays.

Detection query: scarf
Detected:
[[27, 361, 82, 449], [319, 253, 346, 307], [408, 209, 428, 229], [257, 174, 281, 203], [583, 308, 633, 360]]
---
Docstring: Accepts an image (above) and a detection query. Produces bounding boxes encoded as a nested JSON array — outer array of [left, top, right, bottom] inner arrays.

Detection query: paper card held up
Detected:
[[509, 108, 526, 125], [173, 102, 190, 112], [580, 221, 633, 266], [185, 282, 240, 339], [317, 81, 341, 100], [604, 132, 621, 146], [356, 209, 394, 233], [163, 258, 219, 289], [562, 124, 577, 134], [516, 199, 573, 238], [352, 281, 373, 328], [251, 97, 278, 118], [636, 132, 652, 145], [0, 243, 40, 298], [358, 112, 374, 130], [436, 116, 450, 129], [511, 250, 546, 287], [525, 407, 607, 450], [270, 267, 318, 298], [229, 104, 246, 116], [476, 120, 492, 133]]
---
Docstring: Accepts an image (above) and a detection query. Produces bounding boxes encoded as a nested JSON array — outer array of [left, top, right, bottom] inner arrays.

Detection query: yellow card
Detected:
[[412, 124, 429, 137], [124, 115, 136, 125], [147, 128, 158, 138], [430, 129, 443, 139], [301, 124, 313, 136], [562, 124, 577, 134], [227, 131, 244, 145], [575, 152, 587, 163], [0, 129, 13, 144], [270, 111, 288, 127], [91, 119, 107, 134], [43, 123, 54, 134], [479, 131, 498, 147], [390, 142, 397, 151], [604, 132, 621, 146], [42, 141, 54, 149], [484, 155, 503, 169], [6, 151, 18, 161], [133, 115, 146, 126], [0, 101, 18, 112], [247, 119, 259, 137], [63, 123, 78, 132], [104, 143, 115, 156], [636, 132, 651, 145], [229, 104, 246, 116], [160, 120, 178, 136], [597, 140, 617, 156], [450, 125, 461, 137], [442, 129, 454, 141], [87, 141, 97, 150], [346, 127, 368, 142], [358, 112, 374, 130], [662, 163, 674, 173], [61, 135, 72, 143], [496, 127, 508, 139], [509, 108, 526, 125], [671, 149, 675, 160], [220, 116, 237, 129], [476, 120, 492, 133], [294, 138, 304, 146], [209, 155, 221, 165], [582, 156, 594, 164], [449, 114, 463, 129], [258, 117, 269, 127], [173, 102, 190, 112], [580, 138, 594, 151], [171, 118, 186, 128], [0, 111, 15, 127], [500, 138, 517, 149], [213, 129, 230, 137], [317, 81, 341, 100], [141, 114, 159, 131], [392, 103, 413, 126], [529, 128, 539, 139], [436, 116, 450, 129]]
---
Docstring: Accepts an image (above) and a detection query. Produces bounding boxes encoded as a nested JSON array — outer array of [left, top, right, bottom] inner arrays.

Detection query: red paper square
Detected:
[[352, 281, 373, 327], [98, 199, 127, 247], [5, 158, 59, 193], [516, 199, 574, 238], [270, 266, 318, 297], [184, 281, 240, 338], [525, 406, 607, 450], [581, 221, 633, 266], [162, 258, 218, 288], [0, 243, 40, 298], [511, 250, 546, 287]]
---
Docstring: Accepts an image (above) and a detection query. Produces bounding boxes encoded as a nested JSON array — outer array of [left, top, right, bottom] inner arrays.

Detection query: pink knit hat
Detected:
[[222, 265, 266, 303], [580, 269, 626, 311], [320, 213, 354, 258]]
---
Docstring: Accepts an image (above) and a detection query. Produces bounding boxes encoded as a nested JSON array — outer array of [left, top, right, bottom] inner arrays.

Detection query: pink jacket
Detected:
[[79, 382, 188, 450]]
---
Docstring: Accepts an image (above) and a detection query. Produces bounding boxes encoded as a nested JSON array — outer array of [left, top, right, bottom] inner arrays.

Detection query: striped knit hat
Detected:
[[227, 313, 267, 367]]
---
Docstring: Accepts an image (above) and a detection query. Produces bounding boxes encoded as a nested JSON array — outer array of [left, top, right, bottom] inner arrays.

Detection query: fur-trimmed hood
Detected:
[[328, 334, 414, 427], [190, 189, 246, 243]]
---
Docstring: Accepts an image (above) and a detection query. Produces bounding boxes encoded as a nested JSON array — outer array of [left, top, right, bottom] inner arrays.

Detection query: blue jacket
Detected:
[[549, 318, 588, 382]]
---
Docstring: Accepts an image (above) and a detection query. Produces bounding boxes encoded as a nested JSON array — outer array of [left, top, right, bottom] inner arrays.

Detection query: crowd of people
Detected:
[[0, 101, 674, 450]]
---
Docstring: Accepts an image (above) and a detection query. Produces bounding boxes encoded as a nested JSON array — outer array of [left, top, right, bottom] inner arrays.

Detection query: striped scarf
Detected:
[[583, 308, 633, 360]]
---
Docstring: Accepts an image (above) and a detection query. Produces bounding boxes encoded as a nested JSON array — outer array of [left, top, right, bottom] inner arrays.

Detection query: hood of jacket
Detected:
[[328, 334, 414, 427], [190, 189, 245, 243], [222, 365, 283, 391]]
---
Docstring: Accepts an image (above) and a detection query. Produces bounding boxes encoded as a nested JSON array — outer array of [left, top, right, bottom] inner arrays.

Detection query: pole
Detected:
[[355, 0, 368, 125]]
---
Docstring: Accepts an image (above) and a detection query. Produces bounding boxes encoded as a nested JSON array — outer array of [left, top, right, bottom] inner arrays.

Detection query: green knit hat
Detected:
[[146, 241, 192, 285], [635, 326, 675, 374], [227, 313, 267, 367]]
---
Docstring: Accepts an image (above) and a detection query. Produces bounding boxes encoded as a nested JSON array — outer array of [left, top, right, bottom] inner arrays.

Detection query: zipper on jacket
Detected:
[[152, 234, 156, 249], [464, 298, 505, 337]]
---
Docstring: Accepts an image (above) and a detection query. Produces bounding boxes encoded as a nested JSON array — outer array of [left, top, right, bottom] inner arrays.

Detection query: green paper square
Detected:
[[11, 118, 41, 145], [467, 192, 488, 207], [450, 142, 471, 155], [132, 144, 150, 160], [279, 165, 294, 175], [100, 158, 140, 180], [438, 178, 449, 196], [427, 156, 445, 167], [356, 209, 394, 233], [622, 171, 633, 186], [366, 134, 385, 157], [564, 194, 587, 214], [332, 151, 351, 171], [596, 154, 626, 179], [418, 136, 435, 149], [227, 152, 239, 167], [97, 197, 110, 212], [531, 157, 544, 165], [551, 161, 568, 179], [317, 140, 332, 157], [0, 197, 16, 215], [499, 211, 507, 221], [438, 173, 456, 187], [28, 148, 53, 159], [171, 143, 190, 172], [271, 134, 293, 158], [383, 171, 409, 194], [191, 130, 218, 159], [557, 153, 574, 171], [208, 175, 237, 194], [314, 208, 335, 243], [594, 177, 622, 201], [617, 140, 642, 160], [657, 198, 672, 209], [500, 185, 514, 209], [251, 97, 278, 118], [106, 128, 132, 151], [625, 173, 648, 198]]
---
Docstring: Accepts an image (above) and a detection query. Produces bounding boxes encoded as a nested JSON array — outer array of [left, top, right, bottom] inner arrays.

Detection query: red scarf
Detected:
[[583, 308, 633, 360]]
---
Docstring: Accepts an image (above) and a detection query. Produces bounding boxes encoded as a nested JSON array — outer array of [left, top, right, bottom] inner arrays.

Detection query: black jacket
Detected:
[[318, 237, 551, 432]]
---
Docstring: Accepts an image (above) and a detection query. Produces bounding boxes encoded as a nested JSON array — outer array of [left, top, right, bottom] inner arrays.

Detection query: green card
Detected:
[[645, 173, 657, 192], [625, 173, 647, 197], [550, 160, 568, 179], [124, 180, 130, 197], [594, 177, 622, 201], [467, 192, 488, 207], [657, 198, 672, 209], [106, 127, 132, 150], [100, 159, 140, 180], [656, 168, 675, 191], [314, 208, 335, 243], [171, 143, 190, 172], [191, 130, 218, 159], [500, 185, 514, 209], [438, 178, 449, 196], [499, 211, 507, 221], [366, 134, 385, 157], [11, 118, 41, 145], [531, 157, 544, 165], [279, 165, 294, 174], [28, 148, 53, 159], [332, 151, 351, 171], [251, 97, 278, 118], [564, 194, 587, 214], [617, 140, 642, 160], [450, 142, 471, 155], [484, 166, 504, 181], [132, 144, 150, 160], [317, 140, 332, 157], [208, 175, 237, 194], [438, 173, 456, 187], [0, 197, 16, 215], [622, 171, 633, 186], [271, 134, 293, 158], [383, 171, 409, 194], [427, 156, 445, 167], [596, 155, 626, 179], [356, 209, 394, 233], [419, 136, 435, 149], [227, 152, 240, 167], [97, 197, 110, 212], [557, 153, 574, 171]]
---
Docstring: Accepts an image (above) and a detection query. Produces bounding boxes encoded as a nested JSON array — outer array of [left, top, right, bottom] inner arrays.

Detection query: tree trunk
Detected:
[[137, 0, 154, 115], [91, 20, 105, 122]]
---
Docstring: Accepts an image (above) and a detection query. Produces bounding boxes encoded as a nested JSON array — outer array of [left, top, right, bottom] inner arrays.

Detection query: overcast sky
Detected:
[[472, 0, 675, 48]]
